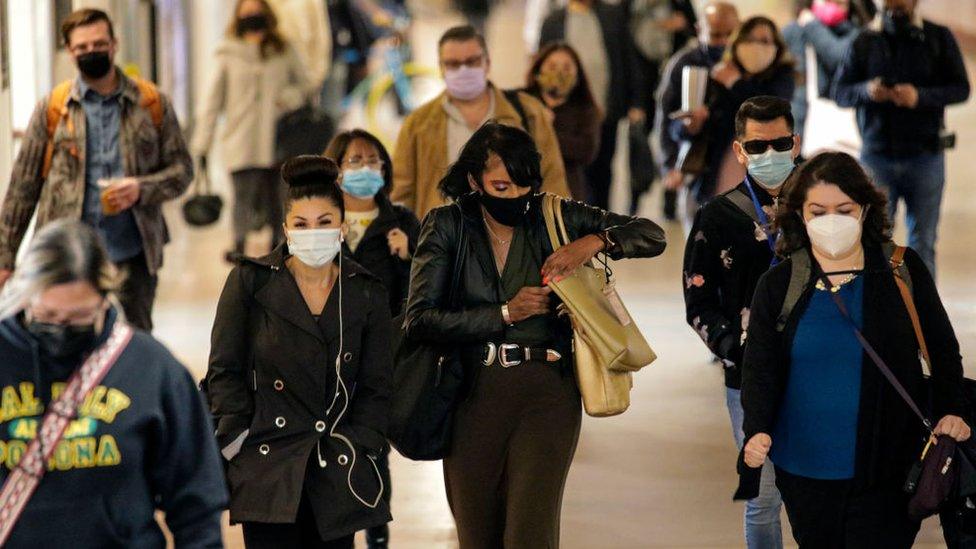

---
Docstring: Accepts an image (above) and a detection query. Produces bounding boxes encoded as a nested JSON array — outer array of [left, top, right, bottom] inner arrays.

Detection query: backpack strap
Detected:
[[503, 89, 533, 135], [725, 187, 761, 225], [132, 77, 164, 127], [41, 80, 75, 180], [776, 248, 811, 332]]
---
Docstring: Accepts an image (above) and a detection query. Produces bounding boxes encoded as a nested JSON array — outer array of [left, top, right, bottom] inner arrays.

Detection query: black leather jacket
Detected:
[[404, 193, 667, 353]]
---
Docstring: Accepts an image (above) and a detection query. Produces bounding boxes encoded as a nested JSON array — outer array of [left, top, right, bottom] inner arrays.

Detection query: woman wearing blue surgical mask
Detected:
[[737, 152, 969, 547], [206, 155, 393, 549]]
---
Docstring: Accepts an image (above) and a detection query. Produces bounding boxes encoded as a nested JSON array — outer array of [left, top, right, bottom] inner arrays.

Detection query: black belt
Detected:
[[481, 343, 562, 368]]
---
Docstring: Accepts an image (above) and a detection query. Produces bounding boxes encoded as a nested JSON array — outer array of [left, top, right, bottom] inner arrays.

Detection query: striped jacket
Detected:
[[0, 70, 192, 273]]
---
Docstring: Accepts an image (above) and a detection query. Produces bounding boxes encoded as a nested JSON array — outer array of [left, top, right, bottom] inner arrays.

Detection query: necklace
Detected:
[[483, 216, 511, 245], [815, 273, 859, 293]]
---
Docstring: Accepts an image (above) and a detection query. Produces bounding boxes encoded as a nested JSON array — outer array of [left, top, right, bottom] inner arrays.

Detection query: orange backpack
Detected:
[[41, 77, 164, 179]]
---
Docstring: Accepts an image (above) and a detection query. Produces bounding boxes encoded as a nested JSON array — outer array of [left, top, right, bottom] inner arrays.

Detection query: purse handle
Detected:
[[541, 193, 567, 251], [821, 246, 934, 434], [192, 159, 214, 197]]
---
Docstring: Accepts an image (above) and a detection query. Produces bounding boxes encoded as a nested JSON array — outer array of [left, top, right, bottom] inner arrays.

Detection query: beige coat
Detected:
[[191, 38, 311, 173], [391, 85, 570, 220], [267, 0, 332, 86]]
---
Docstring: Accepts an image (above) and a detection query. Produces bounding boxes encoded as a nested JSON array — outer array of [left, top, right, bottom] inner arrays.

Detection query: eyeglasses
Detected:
[[441, 54, 485, 71], [69, 40, 112, 55], [741, 136, 795, 155], [28, 302, 105, 326], [343, 158, 385, 170]]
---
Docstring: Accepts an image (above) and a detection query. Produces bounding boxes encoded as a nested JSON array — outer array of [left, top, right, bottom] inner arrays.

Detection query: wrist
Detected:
[[501, 302, 514, 325]]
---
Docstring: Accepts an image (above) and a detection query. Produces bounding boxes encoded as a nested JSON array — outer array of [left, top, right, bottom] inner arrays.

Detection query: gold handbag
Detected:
[[541, 194, 657, 417]]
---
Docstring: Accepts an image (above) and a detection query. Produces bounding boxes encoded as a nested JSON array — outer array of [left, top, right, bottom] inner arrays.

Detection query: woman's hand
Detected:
[[541, 234, 605, 283], [934, 415, 971, 442], [507, 286, 553, 323], [744, 433, 772, 468], [387, 228, 410, 260]]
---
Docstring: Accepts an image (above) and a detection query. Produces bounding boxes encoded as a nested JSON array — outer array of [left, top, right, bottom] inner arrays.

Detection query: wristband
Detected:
[[501, 302, 514, 325]]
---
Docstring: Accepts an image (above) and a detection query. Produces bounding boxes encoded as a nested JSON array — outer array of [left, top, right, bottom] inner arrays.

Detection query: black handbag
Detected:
[[275, 103, 336, 164], [388, 204, 468, 461], [182, 162, 223, 227]]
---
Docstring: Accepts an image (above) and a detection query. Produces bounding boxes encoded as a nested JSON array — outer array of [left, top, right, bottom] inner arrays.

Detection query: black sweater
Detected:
[[736, 244, 965, 498]]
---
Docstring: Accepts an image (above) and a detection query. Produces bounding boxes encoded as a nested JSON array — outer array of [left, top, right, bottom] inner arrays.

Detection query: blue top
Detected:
[[79, 76, 143, 263], [770, 275, 864, 480]]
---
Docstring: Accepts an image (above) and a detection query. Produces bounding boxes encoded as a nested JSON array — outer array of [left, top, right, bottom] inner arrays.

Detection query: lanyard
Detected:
[[743, 177, 779, 266]]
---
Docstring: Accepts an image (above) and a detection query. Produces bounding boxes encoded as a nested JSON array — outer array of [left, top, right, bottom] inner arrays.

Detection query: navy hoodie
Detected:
[[0, 308, 227, 548]]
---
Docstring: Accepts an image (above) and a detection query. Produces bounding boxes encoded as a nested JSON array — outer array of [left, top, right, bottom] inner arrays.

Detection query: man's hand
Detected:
[[664, 169, 685, 190], [867, 78, 893, 103], [683, 106, 710, 136], [628, 107, 647, 124], [892, 83, 920, 109], [107, 178, 141, 212]]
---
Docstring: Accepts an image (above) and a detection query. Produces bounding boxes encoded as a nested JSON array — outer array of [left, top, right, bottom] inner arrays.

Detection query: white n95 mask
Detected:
[[806, 214, 862, 258]]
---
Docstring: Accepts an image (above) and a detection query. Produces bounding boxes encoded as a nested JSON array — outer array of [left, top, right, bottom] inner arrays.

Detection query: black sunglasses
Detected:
[[741, 136, 795, 155]]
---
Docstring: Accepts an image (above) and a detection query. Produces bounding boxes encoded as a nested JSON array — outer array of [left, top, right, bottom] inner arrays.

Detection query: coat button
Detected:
[[259, 444, 270, 455], [273, 379, 284, 391], [275, 417, 286, 428], [315, 420, 326, 432], [338, 454, 349, 466], [343, 352, 353, 363]]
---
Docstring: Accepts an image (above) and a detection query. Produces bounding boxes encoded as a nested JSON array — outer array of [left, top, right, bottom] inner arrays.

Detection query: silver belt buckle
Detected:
[[499, 343, 523, 368], [482, 342, 497, 366]]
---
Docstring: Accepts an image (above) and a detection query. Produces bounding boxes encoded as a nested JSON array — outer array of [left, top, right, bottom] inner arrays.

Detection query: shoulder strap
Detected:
[[725, 188, 762, 225], [447, 203, 468, 308], [887, 244, 930, 372], [0, 322, 134, 545], [503, 89, 532, 134], [41, 81, 75, 180], [132, 77, 164, 128], [776, 248, 811, 332]]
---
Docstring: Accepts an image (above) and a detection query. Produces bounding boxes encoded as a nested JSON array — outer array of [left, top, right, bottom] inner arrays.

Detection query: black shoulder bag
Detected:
[[388, 205, 468, 461]]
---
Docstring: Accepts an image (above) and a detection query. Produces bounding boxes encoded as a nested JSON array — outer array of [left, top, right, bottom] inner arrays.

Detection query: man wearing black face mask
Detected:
[[833, 0, 970, 278], [654, 1, 739, 220], [0, 9, 193, 332]]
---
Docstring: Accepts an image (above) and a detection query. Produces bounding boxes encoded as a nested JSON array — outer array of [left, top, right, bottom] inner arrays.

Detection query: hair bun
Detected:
[[280, 155, 340, 188]]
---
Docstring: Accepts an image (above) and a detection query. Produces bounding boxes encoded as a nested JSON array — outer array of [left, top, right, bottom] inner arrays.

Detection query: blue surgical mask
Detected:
[[341, 167, 385, 198], [747, 149, 795, 190]]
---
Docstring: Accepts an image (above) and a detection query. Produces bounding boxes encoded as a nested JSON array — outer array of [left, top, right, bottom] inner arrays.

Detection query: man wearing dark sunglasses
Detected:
[[682, 95, 798, 549]]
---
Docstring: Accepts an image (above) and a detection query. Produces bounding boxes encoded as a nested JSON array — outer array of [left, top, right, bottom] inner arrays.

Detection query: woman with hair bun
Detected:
[[205, 155, 393, 548]]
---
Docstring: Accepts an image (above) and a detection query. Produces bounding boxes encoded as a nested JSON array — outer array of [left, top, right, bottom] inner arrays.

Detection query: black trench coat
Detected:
[[206, 244, 393, 539]]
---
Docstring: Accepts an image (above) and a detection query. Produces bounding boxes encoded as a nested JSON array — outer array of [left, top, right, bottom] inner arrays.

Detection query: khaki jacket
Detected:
[[0, 71, 192, 273], [391, 85, 570, 219]]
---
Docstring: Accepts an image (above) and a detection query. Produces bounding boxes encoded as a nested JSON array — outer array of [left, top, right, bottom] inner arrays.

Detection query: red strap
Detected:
[[0, 322, 133, 545]]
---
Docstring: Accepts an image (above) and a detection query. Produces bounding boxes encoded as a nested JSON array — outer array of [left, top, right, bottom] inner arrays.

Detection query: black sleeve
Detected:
[[561, 197, 667, 260], [682, 205, 740, 363], [151, 355, 228, 549], [347, 281, 394, 453], [740, 269, 788, 441], [904, 247, 965, 418], [405, 208, 507, 343], [917, 28, 971, 110], [832, 34, 873, 107], [726, 65, 796, 104], [205, 266, 255, 450]]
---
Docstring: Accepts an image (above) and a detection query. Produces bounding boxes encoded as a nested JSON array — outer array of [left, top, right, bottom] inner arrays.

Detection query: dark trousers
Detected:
[[242, 494, 354, 549], [115, 253, 157, 332], [775, 466, 921, 548], [230, 168, 285, 253], [444, 359, 582, 549], [585, 118, 620, 211]]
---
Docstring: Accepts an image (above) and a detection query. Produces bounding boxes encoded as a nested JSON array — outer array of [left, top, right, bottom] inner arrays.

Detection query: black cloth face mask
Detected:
[[479, 192, 532, 227], [238, 14, 269, 33], [883, 9, 912, 35], [27, 320, 98, 359], [76, 51, 113, 79]]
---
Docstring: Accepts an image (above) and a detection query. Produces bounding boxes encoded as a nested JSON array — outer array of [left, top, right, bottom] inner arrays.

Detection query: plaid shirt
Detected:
[[0, 70, 192, 273]]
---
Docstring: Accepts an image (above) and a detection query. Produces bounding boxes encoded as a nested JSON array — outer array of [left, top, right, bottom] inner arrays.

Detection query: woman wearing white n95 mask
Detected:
[[205, 155, 393, 549], [736, 152, 968, 547]]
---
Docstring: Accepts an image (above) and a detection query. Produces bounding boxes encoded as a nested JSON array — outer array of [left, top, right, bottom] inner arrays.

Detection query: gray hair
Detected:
[[0, 220, 117, 320]]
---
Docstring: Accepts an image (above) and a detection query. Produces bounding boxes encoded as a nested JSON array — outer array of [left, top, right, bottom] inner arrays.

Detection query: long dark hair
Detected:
[[525, 42, 601, 117], [775, 152, 892, 256], [438, 123, 542, 200], [323, 129, 394, 194], [280, 155, 345, 220], [723, 16, 794, 79], [226, 0, 287, 59]]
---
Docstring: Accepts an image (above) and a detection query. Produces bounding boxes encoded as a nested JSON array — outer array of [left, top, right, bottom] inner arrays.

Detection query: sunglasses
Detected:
[[741, 136, 795, 155]]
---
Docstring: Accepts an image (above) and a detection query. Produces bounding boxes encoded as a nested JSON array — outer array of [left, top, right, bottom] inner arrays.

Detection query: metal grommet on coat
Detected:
[[275, 417, 286, 428], [258, 444, 270, 455], [343, 352, 353, 363], [315, 420, 327, 432], [273, 379, 284, 391], [338, 454, 349, 466]]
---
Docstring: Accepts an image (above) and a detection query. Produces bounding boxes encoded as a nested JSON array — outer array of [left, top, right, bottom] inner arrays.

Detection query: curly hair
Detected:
[[775, 152, 892, 256]]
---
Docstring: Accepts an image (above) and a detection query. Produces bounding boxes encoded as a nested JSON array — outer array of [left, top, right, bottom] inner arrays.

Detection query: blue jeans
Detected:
[[727, 388, 784, 549], [861, 151, 945, 277]]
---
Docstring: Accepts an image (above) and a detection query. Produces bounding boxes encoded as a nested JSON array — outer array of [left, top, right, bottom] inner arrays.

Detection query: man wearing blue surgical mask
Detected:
[[682, 95, 797, 549]]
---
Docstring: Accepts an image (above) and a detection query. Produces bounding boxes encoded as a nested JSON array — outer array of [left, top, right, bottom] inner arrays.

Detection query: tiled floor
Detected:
[[152, 1, 975, 547]]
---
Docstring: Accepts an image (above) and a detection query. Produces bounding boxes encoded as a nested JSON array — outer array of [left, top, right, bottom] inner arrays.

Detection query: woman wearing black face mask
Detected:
[[406, 122, 666, 547], [191, 0, 312, 263], [0, 220, 226, 548]]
